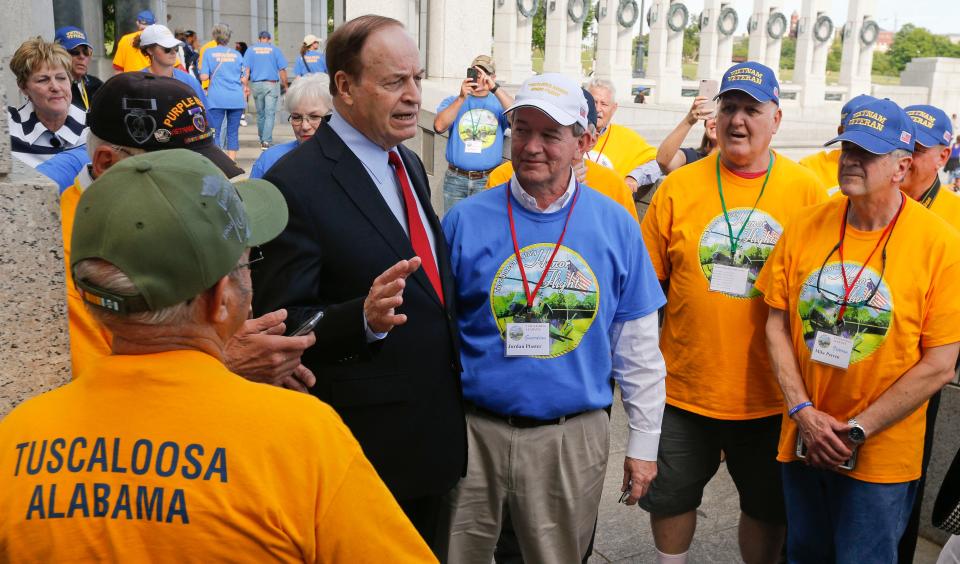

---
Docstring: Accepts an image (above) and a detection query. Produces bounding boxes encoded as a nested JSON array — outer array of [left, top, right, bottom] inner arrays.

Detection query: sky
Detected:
[[652, 0, 960, 36]]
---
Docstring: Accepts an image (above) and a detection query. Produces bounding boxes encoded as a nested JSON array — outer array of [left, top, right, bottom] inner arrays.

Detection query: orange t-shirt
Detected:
[[799, 149, 841, 196], [112, 31, 151, 72], [641, 151, 827, 419], [755, 197, 960, 483], [485, 160, 639, 222], [587, 123, 657, 179], [927, 187, 960, 232], [61, 177, 113, 377], [0, 350, 435, 561]]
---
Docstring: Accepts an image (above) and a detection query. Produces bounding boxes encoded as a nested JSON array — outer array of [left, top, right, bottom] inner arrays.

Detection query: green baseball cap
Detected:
[[71, 149, 288, 314]]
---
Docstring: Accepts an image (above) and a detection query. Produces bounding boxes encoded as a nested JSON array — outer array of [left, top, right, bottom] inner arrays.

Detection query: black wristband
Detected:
[[490, 84, 499, 93]]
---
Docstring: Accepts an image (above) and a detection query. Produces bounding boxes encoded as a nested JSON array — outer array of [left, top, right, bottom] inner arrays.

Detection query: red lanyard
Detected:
[[591, 128, 612, 163], [836, 195, 904, 320], [506, 181, 579, 308]]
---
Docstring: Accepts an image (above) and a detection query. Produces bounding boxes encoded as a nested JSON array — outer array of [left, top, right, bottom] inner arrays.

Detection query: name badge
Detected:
[[505, 322, 550, 357], [810, 330, 853, 369], [709, 265, 750, 296], [464, 140, 483, 154]]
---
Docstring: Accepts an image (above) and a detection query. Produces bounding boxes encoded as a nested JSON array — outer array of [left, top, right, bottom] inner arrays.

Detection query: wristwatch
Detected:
[[490, 83, 500, 94], [847, 418, 866, 445]]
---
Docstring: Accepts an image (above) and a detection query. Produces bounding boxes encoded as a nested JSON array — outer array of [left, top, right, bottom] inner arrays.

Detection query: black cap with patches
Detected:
[[87, 73, 244, 178]]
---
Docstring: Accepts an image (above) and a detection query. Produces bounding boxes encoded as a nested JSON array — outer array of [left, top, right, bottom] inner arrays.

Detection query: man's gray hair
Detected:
[[585, 78, 616, 100], [508, 112, 586, 138], [211, 23, 232, 45], [285, 73, 332, 113], [86, 131, 144, 162], [890, 148, 912, 160]]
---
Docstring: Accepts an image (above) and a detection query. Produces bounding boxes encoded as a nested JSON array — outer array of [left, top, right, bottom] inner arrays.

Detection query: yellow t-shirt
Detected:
[[198, 40, 217, 90], [641, 151, 827, 419], [928, 187, 960, 232], [587, 123, 657, 179], [755, 197, 960, 483], [485, 160, 639, 222], [0, 349, 435, 562], [799, 149, 841, 196], [112, 31, 150, 73], [61, 178, 112, 377]]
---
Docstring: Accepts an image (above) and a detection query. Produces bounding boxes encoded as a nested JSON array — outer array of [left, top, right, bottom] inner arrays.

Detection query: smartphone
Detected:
[[290, 311, 324, 337], [795, 434, 858, 471], [467, 67, 479, 81], [618, 480, 633, 504], [698, 79, 719, 116]]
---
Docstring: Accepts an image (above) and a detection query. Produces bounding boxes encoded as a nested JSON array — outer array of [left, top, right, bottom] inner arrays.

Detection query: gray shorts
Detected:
[[638, 404, 786, 524]]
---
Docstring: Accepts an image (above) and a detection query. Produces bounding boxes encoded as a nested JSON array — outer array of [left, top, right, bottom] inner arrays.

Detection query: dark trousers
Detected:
[[399, 493, 451, 562], [897, 390, 942, 564]]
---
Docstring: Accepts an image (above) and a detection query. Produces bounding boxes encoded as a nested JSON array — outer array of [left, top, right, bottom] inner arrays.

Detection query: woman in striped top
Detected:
[[7, 37, 87, 168]]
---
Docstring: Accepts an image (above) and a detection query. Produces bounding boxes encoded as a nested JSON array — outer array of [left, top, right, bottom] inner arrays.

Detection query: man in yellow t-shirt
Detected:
[[486, 87, 638, 222], [111, 9, 154, 73], [756, 98, 960, 563], [0, 150, 435, 563], [800, 93, 875, 195], [639, 62, 826, 564], [585, 78, 657, 191]]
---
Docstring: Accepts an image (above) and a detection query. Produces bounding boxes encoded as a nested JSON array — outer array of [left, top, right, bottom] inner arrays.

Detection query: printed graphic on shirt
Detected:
[[586, 150, 615, 170], [458, 108, 499, 148], [490, 243, 599, 358], [699, 208, 783, 298], [798, 262, 893, 364]]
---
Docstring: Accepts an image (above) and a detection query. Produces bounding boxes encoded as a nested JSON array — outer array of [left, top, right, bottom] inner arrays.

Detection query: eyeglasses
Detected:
[[111, 145, 135, 157], [235, 247, 265, 271], [288, 113, 328, 126], [68, 46, 92, 57]]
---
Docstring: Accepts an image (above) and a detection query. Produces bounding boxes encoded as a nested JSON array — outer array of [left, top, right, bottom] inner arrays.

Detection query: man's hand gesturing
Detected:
[[364, 257, 423, 334]]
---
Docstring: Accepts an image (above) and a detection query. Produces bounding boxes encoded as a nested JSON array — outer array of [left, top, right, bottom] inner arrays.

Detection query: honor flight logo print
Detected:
[[798, 262, 893, 364], [491, 244, 599, 358], [458, 108, 499, 150], [699, 209, 782, 298]]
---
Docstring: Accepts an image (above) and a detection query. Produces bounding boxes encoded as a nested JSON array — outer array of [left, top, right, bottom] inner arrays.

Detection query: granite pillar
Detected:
[[715, 3, 736, 75], [794, 0, 831, 108], [697, 0, 722, 81], [493, 0, 534, 84], [544, 0, 584, 78], [838, 0, 876, 97], [426, 0, 493, 81], [645, 0, 684, 105]]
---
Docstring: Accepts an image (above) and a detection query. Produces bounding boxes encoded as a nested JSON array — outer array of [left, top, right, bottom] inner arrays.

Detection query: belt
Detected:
[[467, 402, 589, 428], [448, 164, 494, 180], [253, 80, 278, 83]]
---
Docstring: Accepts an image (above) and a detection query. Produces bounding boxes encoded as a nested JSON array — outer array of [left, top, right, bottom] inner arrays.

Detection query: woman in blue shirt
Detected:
[[201, 24, 247, 160], [135, 24, 207, 107], [250, 73, 331, 179], [293, 34, 327, 78]]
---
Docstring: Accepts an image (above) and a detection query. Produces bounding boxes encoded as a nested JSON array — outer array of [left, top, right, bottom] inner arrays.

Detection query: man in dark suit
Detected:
[[251, 15, 466, 557]]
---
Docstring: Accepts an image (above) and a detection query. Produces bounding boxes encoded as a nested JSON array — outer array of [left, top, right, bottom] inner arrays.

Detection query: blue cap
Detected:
[[54, 26, 92, 50], [717, 61, 780, 105], [905, 104, 954, 148], [136, 10, 156, 25], [258, 30, 271, 39], [840, 94, 876, 124], [581, 88, 598, 129], [825, 98, 915, 154]]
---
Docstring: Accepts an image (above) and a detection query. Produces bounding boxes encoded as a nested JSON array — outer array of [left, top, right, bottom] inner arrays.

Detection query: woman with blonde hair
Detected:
[[293, 34, 327, 77], [7, 37, 87, 168], [135, 24, 207, 106]]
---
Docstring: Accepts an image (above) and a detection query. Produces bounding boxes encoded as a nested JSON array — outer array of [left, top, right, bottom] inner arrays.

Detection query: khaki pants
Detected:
[[446, 408, 610, 564]]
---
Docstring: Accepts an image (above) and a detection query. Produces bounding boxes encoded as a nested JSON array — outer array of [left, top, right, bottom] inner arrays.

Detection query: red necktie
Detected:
[[387, 150, 444, 305]]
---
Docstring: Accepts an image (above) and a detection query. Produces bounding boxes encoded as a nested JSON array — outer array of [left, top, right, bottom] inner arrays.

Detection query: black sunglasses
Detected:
[[68, 46, 92, 57]]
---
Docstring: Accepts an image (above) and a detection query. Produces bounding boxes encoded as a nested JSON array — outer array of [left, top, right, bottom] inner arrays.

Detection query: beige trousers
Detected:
[[446, 408, 610, 564]]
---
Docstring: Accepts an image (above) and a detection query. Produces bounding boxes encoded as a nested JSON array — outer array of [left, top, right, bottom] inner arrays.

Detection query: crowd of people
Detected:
[[3, 9, 960, 564]]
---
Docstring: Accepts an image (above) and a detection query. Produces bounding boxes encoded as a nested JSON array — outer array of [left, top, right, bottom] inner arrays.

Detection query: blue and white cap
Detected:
[[826, 98, 915, 154], [136, 10, 156, 25], [717, 61, 780, 105], [905, 104, 954, 148], [840, 94, 876, 124], [54, 26, 92, 51]]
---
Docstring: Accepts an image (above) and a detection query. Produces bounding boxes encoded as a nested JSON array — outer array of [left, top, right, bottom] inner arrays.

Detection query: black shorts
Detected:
[[638, 404, 785, 524]]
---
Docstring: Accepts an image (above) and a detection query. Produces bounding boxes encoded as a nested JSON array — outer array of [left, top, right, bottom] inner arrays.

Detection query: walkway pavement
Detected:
[[231, 115, 945, 564]]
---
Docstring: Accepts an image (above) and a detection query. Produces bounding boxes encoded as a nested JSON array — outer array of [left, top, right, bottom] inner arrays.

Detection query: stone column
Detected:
[[278, 0, 328, 63], [715, 3, 736, 75], [697, 0, 722, 81], [346, 0, 411, 28], [645, 0, 684, 104], [1, 0, 59, 106], [493, 0, 534, 84], [544, 0, 584, 77], [794, 0, 831, 108], [746, 0, 772, 66], [427, 0, 494, 81], [594, 0, 637, 101], [839, 0, 876, 97], [765, 7, 786, 72]]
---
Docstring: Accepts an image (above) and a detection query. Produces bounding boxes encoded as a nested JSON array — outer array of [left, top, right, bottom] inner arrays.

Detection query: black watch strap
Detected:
[[490, 84, 499, 93]]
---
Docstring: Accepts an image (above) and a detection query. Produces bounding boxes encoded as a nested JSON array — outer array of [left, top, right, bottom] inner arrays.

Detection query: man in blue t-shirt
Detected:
[[243, 31, 289, 149], [434, 55, 514, 214], [441, 73, 667, 563]]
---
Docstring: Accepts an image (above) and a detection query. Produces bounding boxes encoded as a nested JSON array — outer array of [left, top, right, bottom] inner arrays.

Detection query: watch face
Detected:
[[849, 426, 866, 444]]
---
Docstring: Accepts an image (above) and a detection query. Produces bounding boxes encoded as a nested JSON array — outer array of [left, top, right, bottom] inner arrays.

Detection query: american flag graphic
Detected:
[[566, 262, 593, 291], [866, 279, 888, 309]]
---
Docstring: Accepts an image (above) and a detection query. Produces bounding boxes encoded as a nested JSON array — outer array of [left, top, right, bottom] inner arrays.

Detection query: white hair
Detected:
[[285, 73, 332, 113], [85, 131, 144, 163], [585, 78, 616, 100]]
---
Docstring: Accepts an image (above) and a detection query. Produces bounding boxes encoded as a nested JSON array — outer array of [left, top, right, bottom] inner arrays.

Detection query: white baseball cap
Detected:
[[303, 34, 321, 46], [505, 73, 589, 130], [139, 24, 181, 49]]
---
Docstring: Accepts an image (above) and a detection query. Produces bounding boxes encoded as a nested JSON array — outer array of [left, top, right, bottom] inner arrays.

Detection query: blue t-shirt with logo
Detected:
[[441, 183, 665, 419], [201, 45, 246, 109], [141, 68, 207, 108], [438, 94, 508, 171], [243, 43, 288, 82], [250, 140, 298, 179], [294, 50, 327, 76]]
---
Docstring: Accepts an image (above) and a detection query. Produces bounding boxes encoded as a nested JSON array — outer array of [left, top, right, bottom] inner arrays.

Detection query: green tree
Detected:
[[683, 24, 699, 61], [887, 24, 960, 72], [871, 51, 898, 77], [732, 37, 748, 61], [532, 2, 547, 51], [826, 35, 843, 73], [779, 37, 796, 70]]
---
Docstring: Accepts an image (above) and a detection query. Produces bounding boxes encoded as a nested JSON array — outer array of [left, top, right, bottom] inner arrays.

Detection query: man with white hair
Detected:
[[442, 72, 667, 562], [585, 77, 658, 192]]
